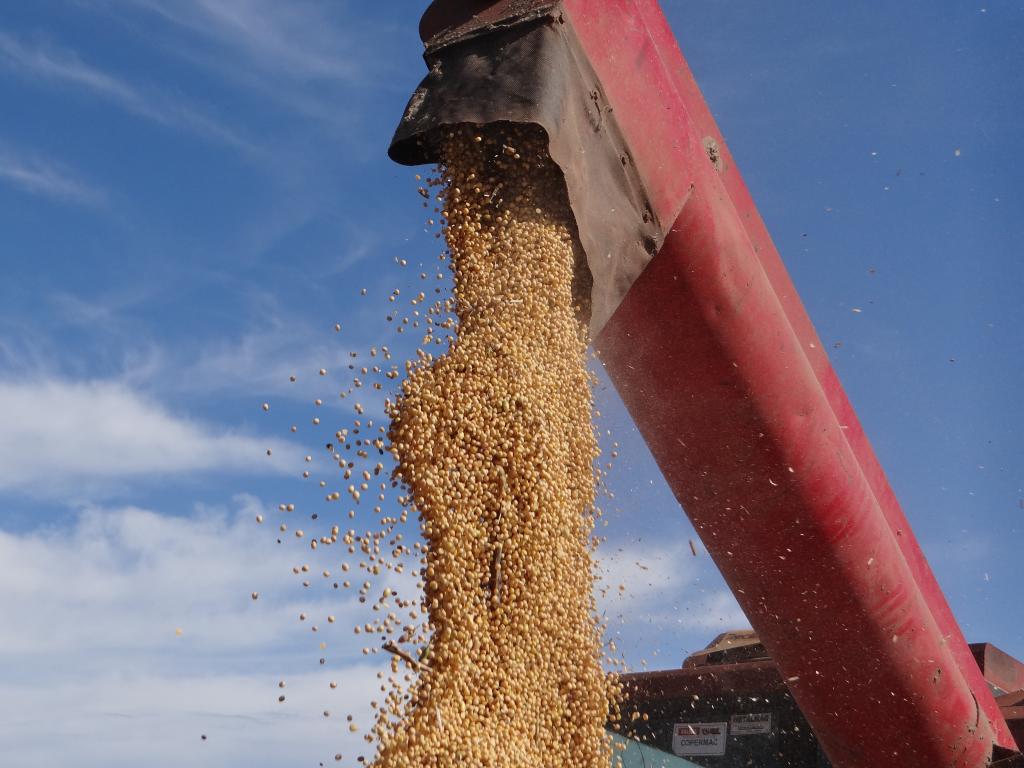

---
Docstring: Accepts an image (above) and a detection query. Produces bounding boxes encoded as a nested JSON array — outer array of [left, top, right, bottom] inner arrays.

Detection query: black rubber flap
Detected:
[[389, 14, 662, 336]]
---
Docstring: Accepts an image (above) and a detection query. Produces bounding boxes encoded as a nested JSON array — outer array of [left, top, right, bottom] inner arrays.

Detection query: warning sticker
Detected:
[[671, 722, 728, 756], [730, 712, 772, 736]]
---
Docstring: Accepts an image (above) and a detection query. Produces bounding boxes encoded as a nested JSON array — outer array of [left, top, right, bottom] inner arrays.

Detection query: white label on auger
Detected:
[[672, 722, 728, 756], [730, 712, 772, 735]]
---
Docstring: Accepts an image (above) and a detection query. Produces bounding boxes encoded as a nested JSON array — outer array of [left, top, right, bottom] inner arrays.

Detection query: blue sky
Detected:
[[0, 2, 1021, 766]]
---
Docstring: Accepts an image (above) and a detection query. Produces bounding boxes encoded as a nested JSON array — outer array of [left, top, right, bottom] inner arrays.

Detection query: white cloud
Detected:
[[2, 499, 285, 654], [0, 378, 294, 494], [596, 540, 749, 667], [0, 670, 378, 768], [0, 498, 390, 767], [0, 496, 415, 659], [0, 145, 105, 206], [0, 30, 250, 151]]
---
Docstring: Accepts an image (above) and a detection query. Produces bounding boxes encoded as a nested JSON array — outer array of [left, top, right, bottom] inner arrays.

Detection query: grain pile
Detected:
[[371, 125, 619, 766]]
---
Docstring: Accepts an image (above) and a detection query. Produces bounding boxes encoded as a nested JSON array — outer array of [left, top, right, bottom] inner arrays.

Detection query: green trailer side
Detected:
[[608, 731, 701, 768]]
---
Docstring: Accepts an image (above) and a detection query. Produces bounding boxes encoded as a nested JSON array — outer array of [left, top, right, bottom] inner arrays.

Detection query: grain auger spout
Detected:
[[388, 2, 1020, 767]]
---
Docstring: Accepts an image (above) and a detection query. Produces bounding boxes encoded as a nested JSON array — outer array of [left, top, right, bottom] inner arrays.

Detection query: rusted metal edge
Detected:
[[419, 0, 559, 53]]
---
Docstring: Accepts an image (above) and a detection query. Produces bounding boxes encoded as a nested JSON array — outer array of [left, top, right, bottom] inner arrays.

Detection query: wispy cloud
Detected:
[[0, 378, 294, 495], [125, 0, 367, 83], [95, 0, 407, 131], [597, 541, 748, 667], [0, 30, 251, 151], [0, 498, 384, 767], [0, 286, 389, 414], [0, 293, 166, 389], [137, 290, 390, 407], [0, 145, 105, 206], [175, 321, 368, 399]]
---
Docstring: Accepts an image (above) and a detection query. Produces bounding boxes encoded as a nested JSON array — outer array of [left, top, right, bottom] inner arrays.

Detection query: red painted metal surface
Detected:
[[614, 3, 1015, 750], [1002, 713, 1024, 752], [596, 176, 995, 768], [998, 692, 1024, 751], [556, 0, 1012, 764], [974, 644, 1024, 697], [560, 5, 1012, 749], [623, 659, 789, 701], [624, 646, 1024, 762], [559, 14, 1007, 745]]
